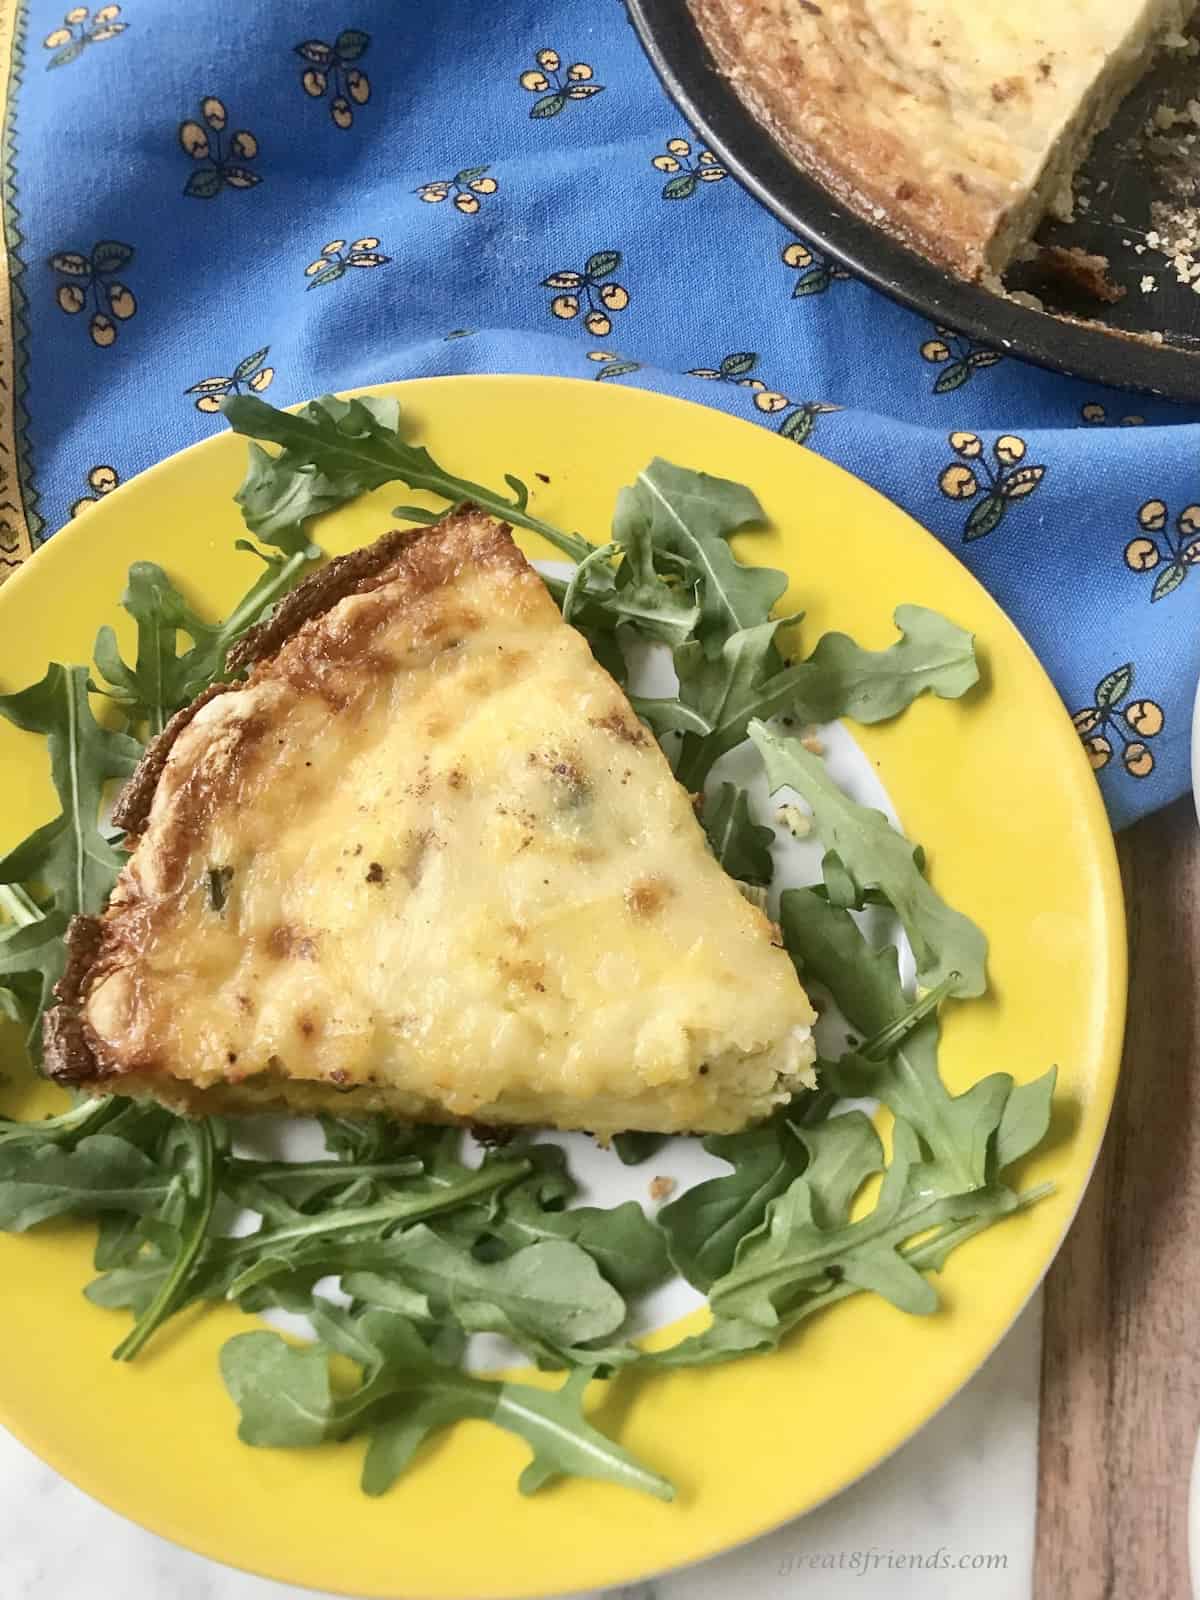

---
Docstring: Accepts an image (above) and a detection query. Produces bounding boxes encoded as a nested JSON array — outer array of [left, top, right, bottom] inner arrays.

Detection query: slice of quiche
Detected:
[[44, 510, 816, 1136]]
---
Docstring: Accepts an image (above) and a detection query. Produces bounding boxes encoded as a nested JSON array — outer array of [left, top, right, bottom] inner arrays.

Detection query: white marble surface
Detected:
[[0, 1297, 1040, 1600]]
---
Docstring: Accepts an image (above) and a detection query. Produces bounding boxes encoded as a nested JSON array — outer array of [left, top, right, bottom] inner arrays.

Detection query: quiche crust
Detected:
[[689, 0, 1197, 279], [45, 510, 816, 1136]]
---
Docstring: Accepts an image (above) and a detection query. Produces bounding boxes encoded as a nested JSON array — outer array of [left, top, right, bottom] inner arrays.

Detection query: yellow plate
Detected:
[[0, 377, 1123, 1599]]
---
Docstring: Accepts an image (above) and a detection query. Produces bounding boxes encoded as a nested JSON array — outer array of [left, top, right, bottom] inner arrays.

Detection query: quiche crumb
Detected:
[[776, 803, 812, 839]]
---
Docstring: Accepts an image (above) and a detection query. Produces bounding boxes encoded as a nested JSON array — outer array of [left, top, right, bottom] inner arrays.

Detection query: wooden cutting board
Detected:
[[1036, 795, 1199, 1598]]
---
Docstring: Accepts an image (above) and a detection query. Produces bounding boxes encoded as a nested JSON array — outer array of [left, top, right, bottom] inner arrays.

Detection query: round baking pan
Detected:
[[627, 0, 1200, 404]]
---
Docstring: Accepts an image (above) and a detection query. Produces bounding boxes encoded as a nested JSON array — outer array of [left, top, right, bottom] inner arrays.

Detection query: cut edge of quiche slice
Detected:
[[44, 509, 816, 1137]]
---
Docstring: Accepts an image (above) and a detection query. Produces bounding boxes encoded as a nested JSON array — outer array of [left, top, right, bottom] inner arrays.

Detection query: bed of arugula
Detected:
[[0, 393, 1056, 1503]]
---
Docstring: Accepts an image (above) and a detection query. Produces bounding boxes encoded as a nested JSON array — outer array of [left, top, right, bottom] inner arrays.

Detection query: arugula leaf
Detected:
[[658, 1111, 808, 1291], [0, 908, 69, 1057], [780, 892, 1024, 1196], [606, 486, 702, 643], [620, 460, 785, 652], [430, 1153, 660, 1350], [221, 1319, 674, 1501], [708, 1111, 902, 1327], [778, 887, 910, 1032], [319, 1113, 428, 1165], [220, 1155, 533, 1296], [658, 1121, 1021, 1366], [0, 1091, 118, 1150], [339, 1224, 627, 1364], [780, 896, 998, 1196], [707, 1118, 1016, 1325], [673, 618, 804, 789], [656, 1178, 1049, 1369], [93, 1208, 145, 1272], [793, 606, 978, 724], [0, 1134, 173, 1230], [85, 1142, 535, 1339], [112, 1118, 216, 1360], [668, 609, 979, 794], [560, 542, 621, 627], [85, 1235, 235, 1321], [222, 394, 407, 556], [365, 1359, 673, 1500], [449, 1297, 639, 1374], [797, 1110, 889, 1229], [819, 849, 862, 909], [656, 890, 1053, 1369], [610, 1132, 667, 1166], [222, 1153, 424, 1209], [833, 1023, 1012, 1199], [561, 515, 699, 646], [222, 1327, 342, 1447], [994, 1066, 1058, 1170], [0, 665, 141, 917], [753, 723, 987, 997], [93, 547, 314, 735], [222, 393, 594, 563], [700, 783, 775, 886], [477, 1189, 670, 1300], [231, 1136, 667, 1331], [339, 1272, 433, 1321]]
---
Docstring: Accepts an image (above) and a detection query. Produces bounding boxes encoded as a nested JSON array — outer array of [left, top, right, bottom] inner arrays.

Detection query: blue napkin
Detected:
[[11, 0, 1198, 827]]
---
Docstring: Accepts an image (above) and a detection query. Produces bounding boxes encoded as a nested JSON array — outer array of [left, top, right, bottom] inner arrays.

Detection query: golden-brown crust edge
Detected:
[[687, 0, 990, 278], [42, 914, 107, 1085], [109, 682, 237, 837], [225, 523, 428, 674]]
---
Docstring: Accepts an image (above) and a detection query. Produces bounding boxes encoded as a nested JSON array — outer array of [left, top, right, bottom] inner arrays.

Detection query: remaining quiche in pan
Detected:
[[688, 0, 1197, 280], [44, 510, 816, 1135]]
